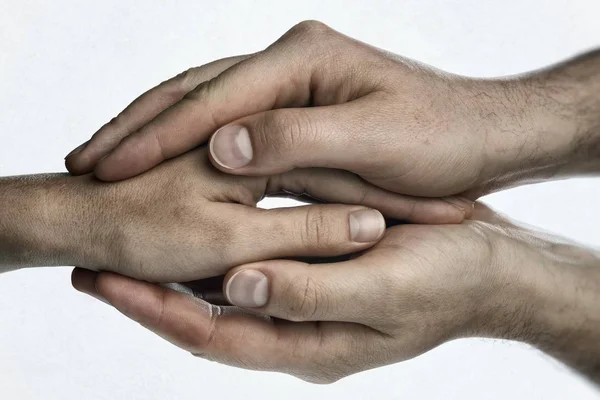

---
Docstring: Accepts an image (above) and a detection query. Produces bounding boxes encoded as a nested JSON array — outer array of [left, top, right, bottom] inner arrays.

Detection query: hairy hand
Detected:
[[65, 21, 587, 198], [71, 203, 600, 382], [62, 146, 472, 281]]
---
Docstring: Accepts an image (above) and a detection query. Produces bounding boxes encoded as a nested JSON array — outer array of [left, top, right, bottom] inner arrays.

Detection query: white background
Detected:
[[1, 0, 599, 399]]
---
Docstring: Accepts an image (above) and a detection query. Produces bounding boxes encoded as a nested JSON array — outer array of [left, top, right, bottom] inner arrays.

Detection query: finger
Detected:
[[178, 276, 229, 305], [210, 105, 475, 220], [65, 55, 250, 175], [93, 22, 353, 181], [222, 259, 386, 324], [72, 267, 229, 304], [181, 275, 225, 292], [89, 271, 385, 383], [214, 203, 385, 271], [208, 103, 372, 173], [270, 168, 473, 223], [161, 283, 229, 306], [71, 267, 110, 305]]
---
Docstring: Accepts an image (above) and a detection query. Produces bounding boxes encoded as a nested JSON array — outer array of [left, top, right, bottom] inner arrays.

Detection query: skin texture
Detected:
[[0, 147, 472, 280], [64, 21, 600, 384], [66, 21, 600, 199], [72, 204, 600, 383]]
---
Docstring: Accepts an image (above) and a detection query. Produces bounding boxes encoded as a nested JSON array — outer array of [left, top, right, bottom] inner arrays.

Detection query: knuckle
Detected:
[[104, 112, 128, 133], [281, 275, 322, 321], [151, 289, 168, 329], [173, 67, 204, 92], [189, 304, 220, 353], [255, 111, 313, 156], [107, 225, 151, 281], [150, 128, 168, 160], [356, 184, 373, 205], [298, 357, 349, 384], [182, 78, 212, 104], [298, 373, 341, 385], [287, 20, 331, 39], [180, 79, 220, 128], [283, 21, 341, 57], [300, 207, 336, 250]]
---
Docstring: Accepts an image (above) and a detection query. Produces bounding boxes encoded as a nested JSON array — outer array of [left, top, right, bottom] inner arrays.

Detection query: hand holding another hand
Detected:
[[64, 20, 600, 384], [66, 21, 595, 199], [61, 146, 469, 282], [73, 204, 600, 383]]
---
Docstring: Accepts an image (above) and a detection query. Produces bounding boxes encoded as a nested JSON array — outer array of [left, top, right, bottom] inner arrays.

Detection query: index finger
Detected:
[[94, 21, 351, 181], [73, 269, 383, 383], [65, 55, 250, 175]]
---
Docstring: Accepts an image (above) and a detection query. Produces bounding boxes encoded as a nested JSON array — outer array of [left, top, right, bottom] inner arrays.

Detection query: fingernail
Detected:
[[65, 141, 89, 159], [210, 125, 253, 169], [443, 197, 474, 214], [225, 270, 269, 308], [349, 209, 385, 242]]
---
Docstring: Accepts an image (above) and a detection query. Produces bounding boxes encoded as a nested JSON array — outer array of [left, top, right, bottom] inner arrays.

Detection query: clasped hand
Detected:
[[62, 21, 600, 383]]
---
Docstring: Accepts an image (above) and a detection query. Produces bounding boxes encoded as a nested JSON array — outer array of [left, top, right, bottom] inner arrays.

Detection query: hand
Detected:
[[52, 146, 476, 281], [71, 203, 600, 382], [64, 21, 593, 198]]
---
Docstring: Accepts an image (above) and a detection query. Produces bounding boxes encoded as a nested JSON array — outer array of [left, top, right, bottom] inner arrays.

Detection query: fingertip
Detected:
[[462, 200, 475, 219], [222, 260, 302, 310], [349, 208, 386, 243], [208, 122, 293, 177], [64, 154, 93, 176], [224, 269, 269, 308], [64, 141, 88, 160], [208, 125, 253, 170], [442, 197, 475, 222], [70, 268, 109, 304], [208, 129, 256, 176], [64, 140, 97, 175], [71, 267, 97, 292], [222, 261, 269, 295]]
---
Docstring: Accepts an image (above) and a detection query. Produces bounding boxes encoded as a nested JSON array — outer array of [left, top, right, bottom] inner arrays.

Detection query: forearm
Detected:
[[528, 259, 600, 383], [477, 49, 600, 192], [529, 49, 600, 176], [480, 245, 600, 384], [0, 174, 91, 273]]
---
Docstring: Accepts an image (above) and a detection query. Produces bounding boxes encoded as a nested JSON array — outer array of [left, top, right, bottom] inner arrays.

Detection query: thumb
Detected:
[[93, 21, 355, 182], [230, 203, 386, 261], [208, 104, 374, 175], [221, 258, 383, 325]]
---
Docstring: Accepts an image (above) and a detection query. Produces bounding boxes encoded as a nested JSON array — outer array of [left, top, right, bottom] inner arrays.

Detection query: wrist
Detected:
[[0, 175, 71, 269], [472, 55, 600, 192], [538, 54, 600, 176], [52, 174, 119, 270], [524, 253, 600, 376], [468, 238, 600, 372], [0, 174, 103, 270]]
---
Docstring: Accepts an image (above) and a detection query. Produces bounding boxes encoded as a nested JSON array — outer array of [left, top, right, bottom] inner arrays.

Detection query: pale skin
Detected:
[[4, 20, 600, 385]]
